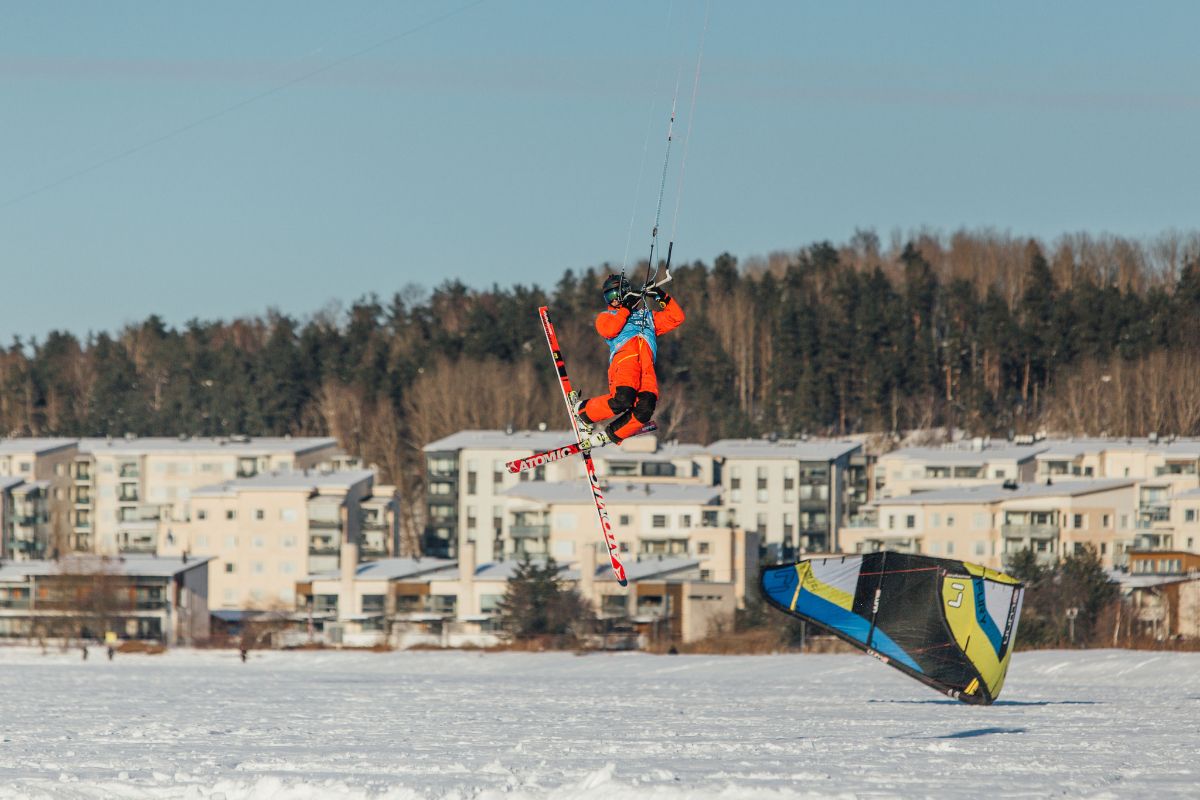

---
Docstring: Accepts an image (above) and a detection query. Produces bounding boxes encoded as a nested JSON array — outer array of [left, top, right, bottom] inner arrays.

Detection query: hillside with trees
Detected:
[[4, 228, 1200, 548]]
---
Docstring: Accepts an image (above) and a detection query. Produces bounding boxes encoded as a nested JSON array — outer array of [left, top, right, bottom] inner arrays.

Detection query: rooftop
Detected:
[[1037, 438, 1200, 458], [77, 436, 337, 456], [879, 443, 1050, 465], [502, 480, 722, 505], [0, 554, 213, 581], [872, 479, 1135, 506], [424, 429, 572, 453], [192, 469, 377, 497], [707, 439, 861, 462], [0, 476, 27, 492], [0, 438, 77, 456], [307, 557, 457, 582]]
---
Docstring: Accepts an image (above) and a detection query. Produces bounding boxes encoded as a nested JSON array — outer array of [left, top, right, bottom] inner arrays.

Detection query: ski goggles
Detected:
[[604, 287, 624, 305]]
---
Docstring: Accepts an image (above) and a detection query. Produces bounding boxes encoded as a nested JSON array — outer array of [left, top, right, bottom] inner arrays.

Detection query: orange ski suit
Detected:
[[580, 295, 685, 442]]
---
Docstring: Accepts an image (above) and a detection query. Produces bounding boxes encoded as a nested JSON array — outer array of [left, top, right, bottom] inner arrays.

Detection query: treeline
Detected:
[[4, 229, 1200, 544]]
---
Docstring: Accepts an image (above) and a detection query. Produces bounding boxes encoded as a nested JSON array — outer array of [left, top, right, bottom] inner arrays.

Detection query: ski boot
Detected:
[[567, 390, 593, 437]]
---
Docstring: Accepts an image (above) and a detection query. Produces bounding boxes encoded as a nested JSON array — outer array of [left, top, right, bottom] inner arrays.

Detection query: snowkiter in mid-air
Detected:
[[571, 273, 684, 444]]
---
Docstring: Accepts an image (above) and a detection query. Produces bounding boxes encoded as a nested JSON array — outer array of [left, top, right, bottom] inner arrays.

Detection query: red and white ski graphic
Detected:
[[505, 422, 657, 474], [538, 306, 628, 586]]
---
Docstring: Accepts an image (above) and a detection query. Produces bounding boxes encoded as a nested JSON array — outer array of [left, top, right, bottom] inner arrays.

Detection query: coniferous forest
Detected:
[[5, 229, 1200, 542]]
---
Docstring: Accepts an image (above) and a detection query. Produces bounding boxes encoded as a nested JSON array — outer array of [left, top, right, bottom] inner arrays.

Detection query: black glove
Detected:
[[620, 292, 640, 311], [646, 286, 671, 309]]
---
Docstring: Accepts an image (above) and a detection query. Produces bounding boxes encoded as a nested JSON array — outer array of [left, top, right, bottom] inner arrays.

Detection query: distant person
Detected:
[[107, 646, 114, 661]]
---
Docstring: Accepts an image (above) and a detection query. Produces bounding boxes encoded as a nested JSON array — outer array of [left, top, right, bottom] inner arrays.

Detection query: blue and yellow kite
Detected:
[[760, 552, 1025, 705]]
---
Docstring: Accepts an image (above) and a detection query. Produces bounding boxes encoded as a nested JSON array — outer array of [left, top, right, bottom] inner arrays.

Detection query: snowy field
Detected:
[[0, 647, 1196, 799]]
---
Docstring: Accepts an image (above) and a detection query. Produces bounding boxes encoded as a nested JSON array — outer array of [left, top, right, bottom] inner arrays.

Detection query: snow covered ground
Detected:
[[0, 646, 1196, 799]]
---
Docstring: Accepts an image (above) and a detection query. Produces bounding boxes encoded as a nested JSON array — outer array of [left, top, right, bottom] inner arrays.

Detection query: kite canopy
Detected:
[[760, 552, 1024, 705]]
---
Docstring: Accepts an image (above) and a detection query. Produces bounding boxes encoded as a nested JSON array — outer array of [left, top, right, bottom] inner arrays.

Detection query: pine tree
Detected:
[[496, 556, 592, 643]]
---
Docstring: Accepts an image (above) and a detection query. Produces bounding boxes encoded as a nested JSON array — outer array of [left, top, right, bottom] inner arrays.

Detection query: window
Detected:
[[255, 509, 265, 521], [195, 535, 208, 548], [466, 507, 477, 530], [225, 509, 236, 521], [730, 466, 741, 491], [282, 535, 297, 548], [946, 541, 955, 555], [698, 542, 710, 555], [252, 561, 264, 574], [994, 469, 1006, 479], [225, 562, 236, 573], [225, 535, 238, 548], [972, 513, 988, 530], [281, 508, 297, 522], [1073, 514, 1083, 529], [946, 515, 955, 527], [493, 460, 504, 484], [280, 562, 295, 574], [197, 509, 208, 521], [931, 513, 941, 528], [755, 513, 767, 534], [1187, 509, 1197, 523], [974, 541, 986, 556], [253, 536, 264, 548], [699, 570, 711, 581], [55, 463, 65, 476], [619, 514, 632, 526], [888, 514, 896, 530], [467, 472, 477, 495], [905, 515, 916, 529], [680, 514, 692, 528], [783, 512, 794, 538], [652, 515, 667, 529]]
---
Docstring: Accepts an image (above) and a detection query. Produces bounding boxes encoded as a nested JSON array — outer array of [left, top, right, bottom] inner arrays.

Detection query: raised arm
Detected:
[[652, 292, 684, 335], [595, 307, 631, 339]]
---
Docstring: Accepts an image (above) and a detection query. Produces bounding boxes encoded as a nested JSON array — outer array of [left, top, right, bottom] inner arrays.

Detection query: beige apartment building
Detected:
[[874, 441, 1048, 499], [843, 479, 1137, 570], [497, 480, 754, 597], [422, 429, 715, 560], [707, 439, 864, 556], [159, 469, 398, 610], [298, 540, 743, 648], [69, 436, 340, 556]]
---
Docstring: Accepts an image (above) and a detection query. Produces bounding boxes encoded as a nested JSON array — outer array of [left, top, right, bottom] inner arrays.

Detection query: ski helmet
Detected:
[[602, 273, 630, 306]]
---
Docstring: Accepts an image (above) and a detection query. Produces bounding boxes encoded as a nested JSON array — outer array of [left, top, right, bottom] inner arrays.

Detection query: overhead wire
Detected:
[[0, 0, 488, 212]]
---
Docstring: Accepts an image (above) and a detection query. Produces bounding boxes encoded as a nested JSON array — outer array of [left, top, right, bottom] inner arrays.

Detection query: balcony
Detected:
[[510, 524, 550, 538], [1001, 524, 1059, 540], [1134, 532, 1174, 551], [308, 535, 339, 556], [69, 533, 93, 552], [13, 514, 48, 528], [361, 530, 388, 557], [118, 532, 157, 554], [308, 518, 342, 530]]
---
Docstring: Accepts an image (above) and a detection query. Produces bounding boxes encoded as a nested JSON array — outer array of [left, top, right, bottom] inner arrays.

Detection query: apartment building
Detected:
[[0, 554, 211, 644], [843, 479, 1137, 570], [297, 540, 742, 647], [497, 480, 754, 595], [874, 441, 1048, 498], [160, 469, 398, 610], [1, 477, 52, 560], [707, 439, 862, 556], [422, 429, 714, 559], [70, 436, 339, 556], [0, 438, 79, 555]]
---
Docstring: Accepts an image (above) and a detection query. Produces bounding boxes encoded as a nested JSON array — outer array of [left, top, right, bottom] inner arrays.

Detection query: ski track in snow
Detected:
[[0, 647, 1196, 799]]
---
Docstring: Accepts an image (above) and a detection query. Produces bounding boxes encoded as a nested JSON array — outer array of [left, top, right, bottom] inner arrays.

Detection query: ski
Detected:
[[537, 306, 628, 586], [505, 422, 657, 474]]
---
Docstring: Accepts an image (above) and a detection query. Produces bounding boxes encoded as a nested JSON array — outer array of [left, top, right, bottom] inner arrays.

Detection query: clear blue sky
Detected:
[[3, 0, 1199, 343]]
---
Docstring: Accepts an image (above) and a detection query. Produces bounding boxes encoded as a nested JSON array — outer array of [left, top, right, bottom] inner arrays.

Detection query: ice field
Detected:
[[0, 646, 1196, 799]]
